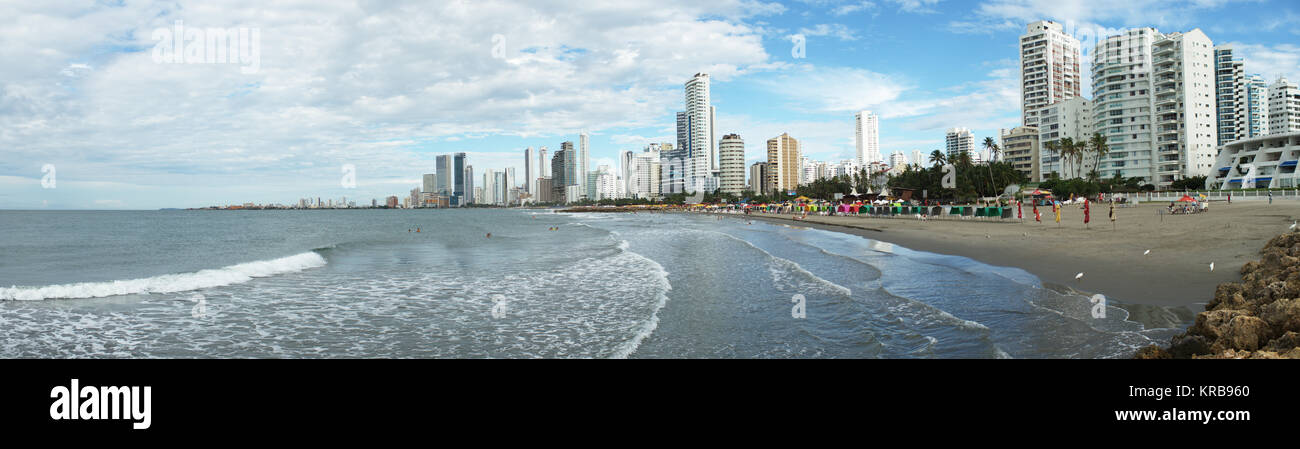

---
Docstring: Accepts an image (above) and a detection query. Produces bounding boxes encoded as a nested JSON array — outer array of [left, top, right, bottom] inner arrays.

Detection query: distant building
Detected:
[[1001, 126, 1040, 181], [718, 134, 746, 195], [1020, 20, 1082, 128], [855, 111, 880, 165], [767, 133, 800, 195], [1270, 77, 1300, 135], [749, 162, 768, 196], [946, 128, 974, 160]]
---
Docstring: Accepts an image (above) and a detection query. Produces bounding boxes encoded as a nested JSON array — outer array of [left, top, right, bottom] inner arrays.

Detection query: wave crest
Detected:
[[1, 252, 327, 301]]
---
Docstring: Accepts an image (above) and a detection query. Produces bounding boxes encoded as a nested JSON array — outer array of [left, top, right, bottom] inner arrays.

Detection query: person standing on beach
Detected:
[[1269, 192, 1273, 204]]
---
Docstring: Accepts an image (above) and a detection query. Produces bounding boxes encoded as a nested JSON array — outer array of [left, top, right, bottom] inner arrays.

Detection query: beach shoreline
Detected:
[[679, 202, 1300, 329]]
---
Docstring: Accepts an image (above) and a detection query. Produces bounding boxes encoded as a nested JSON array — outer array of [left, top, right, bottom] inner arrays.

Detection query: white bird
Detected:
[[1209, 262, 1215, 271], [1291, 221, 1297, 231], [1143, 249, 1151, 256], [1075, 272, 1084, 281]]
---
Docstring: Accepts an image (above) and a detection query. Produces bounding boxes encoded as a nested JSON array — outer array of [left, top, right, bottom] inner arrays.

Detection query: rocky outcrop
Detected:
[[1136, 232, 1300, 359]]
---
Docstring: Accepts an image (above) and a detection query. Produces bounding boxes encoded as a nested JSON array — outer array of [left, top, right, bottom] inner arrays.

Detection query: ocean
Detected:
[[0, 209, 1182, 358]]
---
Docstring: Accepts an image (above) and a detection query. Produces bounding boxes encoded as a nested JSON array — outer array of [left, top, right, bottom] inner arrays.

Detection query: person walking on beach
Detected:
[[1269, 191, 1273, 204]]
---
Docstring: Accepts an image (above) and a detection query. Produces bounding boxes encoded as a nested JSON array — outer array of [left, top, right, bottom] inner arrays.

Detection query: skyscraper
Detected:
[[718, 134, 745, 195], [524, 147, 533, 195], [422, 173, 436, 194], [682, 73, 716, 186], [749, 162, 768, 196], [551, 146, 573, 203], [1270, 77, 1300, 134], [946, 128, 974, 160], [435, 154, 453, 195], [1215, 44, 1270, 144], [1090, 27, 1217, 186], [1020, 20, 1082, 127], [855, 111, 880, 165], [1036, 97, 1093, 179], [578, 132, 590, 200], [453, 152, 466, 206], [767, 133, 800, 195], [538, 146, 549, 178], [464, 164, 474, 205]]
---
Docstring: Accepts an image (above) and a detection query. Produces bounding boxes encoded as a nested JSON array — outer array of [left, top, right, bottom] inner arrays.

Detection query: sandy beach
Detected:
[[700, 200, 1300, 326]]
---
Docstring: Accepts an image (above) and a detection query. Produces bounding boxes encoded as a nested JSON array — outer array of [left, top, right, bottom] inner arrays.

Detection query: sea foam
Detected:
[[1, 251, 327, 301]]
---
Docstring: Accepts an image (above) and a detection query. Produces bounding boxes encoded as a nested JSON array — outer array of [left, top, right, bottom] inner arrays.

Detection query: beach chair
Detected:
[[1001, 208, 1013, 219], [931, 206, 943, 217], [950, 206, 962, 217], [962, 207, 974, 219], [974, 207, 986, 218]]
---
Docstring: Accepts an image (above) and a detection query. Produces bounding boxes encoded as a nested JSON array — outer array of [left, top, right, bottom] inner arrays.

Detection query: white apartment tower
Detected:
[[680, 73, 717, 189], [855, 111, 880, 165], [578, 132, 590, 200], [1270, 77, 1300, 135], [1035, 97, 1093, 180], [718, 134, 746, 195], [1090, 27, 1217, 186], [945, 128, 975, 160], [1020, 21, 1083, 127]]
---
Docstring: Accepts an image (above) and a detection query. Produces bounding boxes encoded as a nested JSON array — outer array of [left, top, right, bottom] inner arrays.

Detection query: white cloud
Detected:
[[757, 65, 911, 113], [0, 0, 789, 207], [1229, 42, 1300, 83]]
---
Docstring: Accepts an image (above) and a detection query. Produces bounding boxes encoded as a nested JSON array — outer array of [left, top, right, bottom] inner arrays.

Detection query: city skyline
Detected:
[[6, 1, 1300, 208]]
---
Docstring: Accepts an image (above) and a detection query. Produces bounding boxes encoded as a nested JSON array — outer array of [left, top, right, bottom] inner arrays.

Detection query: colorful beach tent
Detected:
[[1176, 195, 1197, 202]]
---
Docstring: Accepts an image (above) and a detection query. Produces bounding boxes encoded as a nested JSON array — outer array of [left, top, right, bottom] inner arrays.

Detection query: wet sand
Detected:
[[699, 201, 1300, 321]]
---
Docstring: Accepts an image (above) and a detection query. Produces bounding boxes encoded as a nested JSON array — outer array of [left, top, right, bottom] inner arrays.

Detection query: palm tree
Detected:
[[929, 150, 947, 167], [1043, 140, 1060, 179], [1059, 137, 1077, 179], [1089, 132, 1109, 180], [982, 137, 1000, 196]]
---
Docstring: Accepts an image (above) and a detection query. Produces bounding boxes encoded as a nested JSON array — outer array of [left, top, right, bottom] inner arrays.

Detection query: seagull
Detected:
[[1291, 221, 1297, 231], [1143, 249, 1151, 256], [1075, 272, 1084, 281], [1209, 262, 1215, 271]]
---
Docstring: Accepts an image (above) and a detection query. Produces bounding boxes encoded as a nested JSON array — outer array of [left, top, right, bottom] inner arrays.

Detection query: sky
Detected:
[[3, 0, 1300, 209]]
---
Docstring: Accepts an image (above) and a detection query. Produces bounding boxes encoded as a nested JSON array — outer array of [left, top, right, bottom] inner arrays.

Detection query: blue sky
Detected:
[[3, 0, 1300, 209]]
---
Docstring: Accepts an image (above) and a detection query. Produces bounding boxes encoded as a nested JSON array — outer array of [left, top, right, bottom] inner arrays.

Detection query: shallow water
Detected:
[[0, 209, 1182, 358]]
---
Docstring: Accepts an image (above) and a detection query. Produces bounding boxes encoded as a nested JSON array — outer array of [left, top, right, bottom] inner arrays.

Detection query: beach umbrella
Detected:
[[1033, 203, 1041, 223], [1176, 195, 1196, 202], [1017, 200, 1022, 219], [1053, 202, 1061, 225]]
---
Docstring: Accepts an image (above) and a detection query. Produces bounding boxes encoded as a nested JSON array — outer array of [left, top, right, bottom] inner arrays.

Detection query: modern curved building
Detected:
[[1210, 131, 1300, 189]]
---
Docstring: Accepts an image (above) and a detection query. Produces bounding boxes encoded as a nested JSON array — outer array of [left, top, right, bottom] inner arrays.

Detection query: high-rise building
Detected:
[[435, 154, 454, 195], [718, 134, 746, 195], [551, 146, 574, 203], [855, 111, 880, 165], [1001, 126, 1040, 181], [767, 133, 800, 195], [1091, 27, 1217, 187], [749, 162, 768, 196], [619, 150, 634, 199], [464, 164, 474, 205], [481, 169, 497, 206], [1020, 20, 1083, 127], [1215, 44, 1269, 144], [888, 151, 907, 169], [453, 152, 466, 206], [945, 128, 974, 160], [422, 173, 436, 194], [911, 150, 923, 167], [632, 148, 661, 199], [680, 73, 717, 189], [578, 133, 590, 200], [524, 147, 533, 195], [1269, 77, 1300, 135], [538, 146, 549, 178], [1035, 97, 1093, 180]]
